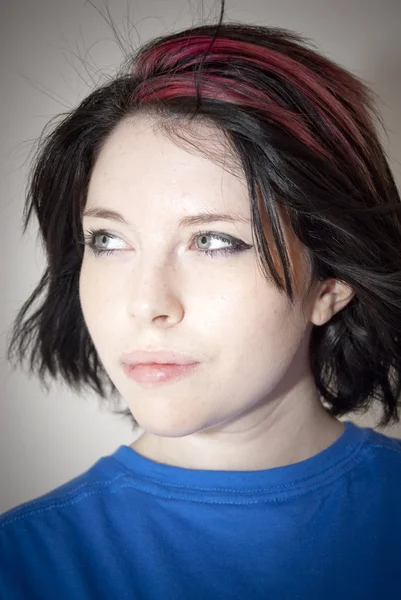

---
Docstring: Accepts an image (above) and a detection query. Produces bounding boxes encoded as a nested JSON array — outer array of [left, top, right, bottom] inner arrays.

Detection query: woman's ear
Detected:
[[310, 279, 355, 327]]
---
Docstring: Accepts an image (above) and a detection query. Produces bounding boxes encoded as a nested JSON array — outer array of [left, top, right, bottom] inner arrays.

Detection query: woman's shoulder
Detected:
[[350, 424, 401, 495], [362, 425, 401, 461], [0, 446, 126, 529]]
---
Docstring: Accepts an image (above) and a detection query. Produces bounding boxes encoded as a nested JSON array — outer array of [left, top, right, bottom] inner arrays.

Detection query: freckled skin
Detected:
[[79, 115, 354, 471]]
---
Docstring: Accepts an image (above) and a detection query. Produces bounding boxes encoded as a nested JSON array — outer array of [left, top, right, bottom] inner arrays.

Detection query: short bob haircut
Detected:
[[7, 2, 401, 430]]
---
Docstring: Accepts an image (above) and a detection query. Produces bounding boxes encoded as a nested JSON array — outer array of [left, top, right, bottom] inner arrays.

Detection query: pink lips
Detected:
[[120, 350, 200, 386], [122, 362, 199, 386], [121, 349, 198, 366]]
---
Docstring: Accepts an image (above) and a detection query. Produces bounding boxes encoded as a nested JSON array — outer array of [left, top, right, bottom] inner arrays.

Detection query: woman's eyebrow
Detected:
[[82, 207, 250, 226]]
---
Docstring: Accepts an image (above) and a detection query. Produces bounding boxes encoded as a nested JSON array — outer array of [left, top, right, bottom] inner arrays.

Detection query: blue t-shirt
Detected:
[[1, 420, 401, 599]]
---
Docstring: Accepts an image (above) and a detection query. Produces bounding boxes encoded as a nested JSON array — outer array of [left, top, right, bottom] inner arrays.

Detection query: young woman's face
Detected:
[[79, 115, 319, 442]]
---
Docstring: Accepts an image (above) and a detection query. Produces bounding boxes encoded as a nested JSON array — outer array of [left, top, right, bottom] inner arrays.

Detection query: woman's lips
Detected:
[[122, 362, 200, 386]]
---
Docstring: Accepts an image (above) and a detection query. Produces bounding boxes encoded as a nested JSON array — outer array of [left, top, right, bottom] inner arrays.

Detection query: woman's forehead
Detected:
[[87, 118, 251, 219]]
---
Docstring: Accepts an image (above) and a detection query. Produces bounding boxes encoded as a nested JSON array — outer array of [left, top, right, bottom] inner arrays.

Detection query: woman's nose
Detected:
[[126, 260, 184, 327]]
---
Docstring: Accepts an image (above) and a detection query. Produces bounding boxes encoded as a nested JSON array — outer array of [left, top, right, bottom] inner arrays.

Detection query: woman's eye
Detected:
[[83, 229, 127, 256], [82, 228, 252, 258], [192, 232, 248, 258]]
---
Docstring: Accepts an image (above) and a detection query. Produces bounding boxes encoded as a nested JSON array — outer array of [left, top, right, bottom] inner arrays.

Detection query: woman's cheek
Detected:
[[79, 262, 114, 324]]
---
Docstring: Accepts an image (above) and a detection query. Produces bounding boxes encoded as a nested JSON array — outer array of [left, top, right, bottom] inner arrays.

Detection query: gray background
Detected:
[[1, 0, 400, 513]]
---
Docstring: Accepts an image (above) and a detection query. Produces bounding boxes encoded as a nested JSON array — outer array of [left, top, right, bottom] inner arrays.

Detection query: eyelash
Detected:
[[82, 228, 250, 259]]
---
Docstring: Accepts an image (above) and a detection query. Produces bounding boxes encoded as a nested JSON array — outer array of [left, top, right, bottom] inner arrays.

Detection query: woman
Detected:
[[1, 2, 401, 598]]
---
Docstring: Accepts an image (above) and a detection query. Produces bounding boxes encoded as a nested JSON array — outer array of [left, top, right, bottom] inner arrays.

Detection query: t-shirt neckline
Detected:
[[111, 420, 368, 494]]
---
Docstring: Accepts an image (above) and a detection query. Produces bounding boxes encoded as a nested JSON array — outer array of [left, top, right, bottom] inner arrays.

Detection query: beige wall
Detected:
[[1, 0, 400, 514]]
